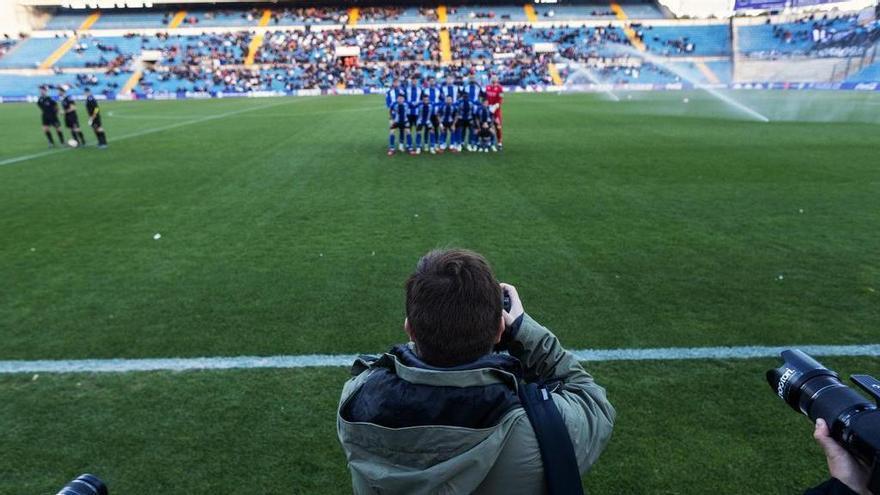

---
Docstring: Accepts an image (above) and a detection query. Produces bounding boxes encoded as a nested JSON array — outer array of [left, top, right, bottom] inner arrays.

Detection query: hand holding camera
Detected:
[[814, 418, 873, 495], [500, 282, 524, 328], [767, 350, 880, 495]]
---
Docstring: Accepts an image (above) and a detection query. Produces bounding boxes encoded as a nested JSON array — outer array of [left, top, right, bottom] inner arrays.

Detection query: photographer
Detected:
[[807, 418, 874, 495], [337, 249, 616, 494]]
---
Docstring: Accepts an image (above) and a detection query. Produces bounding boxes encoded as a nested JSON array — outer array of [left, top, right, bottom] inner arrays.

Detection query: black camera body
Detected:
[[767, 350, 880, 493]]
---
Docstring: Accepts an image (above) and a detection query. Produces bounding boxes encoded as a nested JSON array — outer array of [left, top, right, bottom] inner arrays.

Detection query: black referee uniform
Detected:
[[61, 94, 86, 146], [85, 92, 108, 147], [37, 93, 65, 146]]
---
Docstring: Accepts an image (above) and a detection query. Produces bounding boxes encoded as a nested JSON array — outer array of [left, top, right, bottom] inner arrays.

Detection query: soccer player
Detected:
[[59, 87, 85, 146], [388, 93, 410, 156], [423, 77, 442, 135], [439, 75, 459, 102], [474, 93, 498, 152], [485, 76, 504, 150], [462, 75, 482, 105], [385, 79, 402, 109], [457, 91, 477, 152], [37, 86, 64, 147], [404, 75, 421, 141], [414, 94, 436, 155], [423, 77, 442, 105], [436, 94, 459, 153], [84, 88, 108, 149]]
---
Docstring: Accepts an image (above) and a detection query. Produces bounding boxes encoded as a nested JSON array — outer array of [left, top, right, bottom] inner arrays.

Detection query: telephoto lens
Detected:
[[767, 349, 880, 493], [56, 474, 108, 495], [766, 349, 873, 422]]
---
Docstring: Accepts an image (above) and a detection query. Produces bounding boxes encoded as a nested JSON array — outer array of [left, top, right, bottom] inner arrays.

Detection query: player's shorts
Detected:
[[416, 121, 433, 130], [90, 115, 102, 128], [64, 112, 80, 129], [390, 121, 409, 130], [493, 107, 503, 124], [431, 115, 440, 129], [407, 114, 417, 126], [441, 120, 455, 129], [41, 114, 60, 127]]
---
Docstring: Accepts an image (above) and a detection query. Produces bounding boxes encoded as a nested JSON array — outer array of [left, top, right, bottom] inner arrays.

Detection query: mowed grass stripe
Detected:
[[3, 358, 879, 494], [0, 93, 878, 360], [1, 344, 880, 373]]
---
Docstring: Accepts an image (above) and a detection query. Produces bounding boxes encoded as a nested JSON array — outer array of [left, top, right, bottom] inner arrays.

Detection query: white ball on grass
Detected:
[[153, 233, 161, 240], [67, 139, 79, 148], [682, 98, 690, 104]]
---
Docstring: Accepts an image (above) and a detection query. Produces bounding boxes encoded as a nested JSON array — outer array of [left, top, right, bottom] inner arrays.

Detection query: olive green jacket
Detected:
[[337, 314, 616, 494]]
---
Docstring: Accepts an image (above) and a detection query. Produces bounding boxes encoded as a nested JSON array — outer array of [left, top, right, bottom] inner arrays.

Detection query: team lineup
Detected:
[[385, 75, 504, 156], [36, 85, 109, 149]]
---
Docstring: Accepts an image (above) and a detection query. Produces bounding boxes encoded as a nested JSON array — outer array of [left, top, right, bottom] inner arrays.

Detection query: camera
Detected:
[[56, 474, 107, 495], [502, 290, 511, 312], [767, 350, 880, 493]]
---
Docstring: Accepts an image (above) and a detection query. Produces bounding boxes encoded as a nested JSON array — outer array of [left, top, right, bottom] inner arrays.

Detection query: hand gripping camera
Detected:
[[767, 350, 880, 493]]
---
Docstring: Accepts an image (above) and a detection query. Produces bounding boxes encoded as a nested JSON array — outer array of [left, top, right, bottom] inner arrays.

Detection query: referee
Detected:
[[58, 86, 86, 147], [37, 86, 65, 147], [84, 88, 108, 148]]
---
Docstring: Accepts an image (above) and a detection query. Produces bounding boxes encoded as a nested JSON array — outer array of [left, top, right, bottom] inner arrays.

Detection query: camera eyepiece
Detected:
[[56, 474, 107, 495]]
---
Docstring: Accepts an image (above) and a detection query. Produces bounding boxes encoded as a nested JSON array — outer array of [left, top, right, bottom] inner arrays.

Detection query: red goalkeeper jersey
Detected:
[[486, 83, 504, 105]]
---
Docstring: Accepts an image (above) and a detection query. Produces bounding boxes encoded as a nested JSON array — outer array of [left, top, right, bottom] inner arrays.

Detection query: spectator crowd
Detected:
[[8, 6, 880, 97]]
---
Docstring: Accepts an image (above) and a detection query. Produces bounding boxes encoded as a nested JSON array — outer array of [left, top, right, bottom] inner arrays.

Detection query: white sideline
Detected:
[[0, 97, 309, 167], [2, 344, 879, 374]]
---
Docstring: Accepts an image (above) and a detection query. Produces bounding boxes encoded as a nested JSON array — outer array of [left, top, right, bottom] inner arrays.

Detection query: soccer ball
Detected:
[[67, 139, 79, 148]]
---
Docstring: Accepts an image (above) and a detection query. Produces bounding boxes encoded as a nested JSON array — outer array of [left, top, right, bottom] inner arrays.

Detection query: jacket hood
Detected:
[[337, 345, 528, 494]]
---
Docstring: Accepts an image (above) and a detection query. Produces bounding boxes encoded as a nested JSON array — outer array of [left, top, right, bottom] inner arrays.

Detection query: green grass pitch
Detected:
[[1, 91, 879, 494]]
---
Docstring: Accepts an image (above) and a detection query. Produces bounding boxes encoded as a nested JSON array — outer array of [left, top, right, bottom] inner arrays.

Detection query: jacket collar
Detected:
[[390, 343, 524, 380], [341, 344, 525, 429]]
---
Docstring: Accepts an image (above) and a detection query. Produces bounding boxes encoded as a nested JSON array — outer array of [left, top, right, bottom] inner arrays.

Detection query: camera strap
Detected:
[[870, 456, 880, 495], [518, 381, 586, 495]]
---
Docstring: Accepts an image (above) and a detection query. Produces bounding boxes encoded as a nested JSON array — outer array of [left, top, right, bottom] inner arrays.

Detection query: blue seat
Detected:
[[45, 13, 89, 30], [0, 37, 66, 68], [641, 25, 731, 56], [846, 63, 880, 83], [56, 36, 143, 68]]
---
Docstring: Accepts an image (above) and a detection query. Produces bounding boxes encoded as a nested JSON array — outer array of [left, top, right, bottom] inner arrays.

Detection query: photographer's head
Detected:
[[404, 249, 504, 367]]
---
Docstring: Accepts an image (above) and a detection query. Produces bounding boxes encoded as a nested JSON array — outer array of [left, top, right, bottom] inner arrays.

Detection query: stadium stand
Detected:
[[273, 7, 348, 25], [445, 6, 526, 23], [639, 24, 731, 56], [0, 2, 878, 100], [846, 62, 880, 82], [737, 14, 864, 57], [44, 12, 90, 30], [0, 37, 16, 58], [0, 36, 66, 68], [532, 1, 664, 20]]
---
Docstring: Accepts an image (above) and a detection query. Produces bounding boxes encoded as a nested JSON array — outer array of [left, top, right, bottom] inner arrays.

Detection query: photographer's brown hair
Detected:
[[405, 249, 503, 367]]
